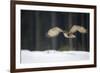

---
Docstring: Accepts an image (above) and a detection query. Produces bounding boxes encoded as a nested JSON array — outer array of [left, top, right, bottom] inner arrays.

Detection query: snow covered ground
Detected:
[[21, 50, 90, 64]]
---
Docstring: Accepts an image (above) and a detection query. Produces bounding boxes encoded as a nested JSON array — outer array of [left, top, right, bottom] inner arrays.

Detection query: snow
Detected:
[[21, 50, 90, 64]]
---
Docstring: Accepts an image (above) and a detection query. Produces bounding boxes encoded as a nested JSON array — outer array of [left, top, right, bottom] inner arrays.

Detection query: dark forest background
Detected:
[[21, 10, 90, 51]]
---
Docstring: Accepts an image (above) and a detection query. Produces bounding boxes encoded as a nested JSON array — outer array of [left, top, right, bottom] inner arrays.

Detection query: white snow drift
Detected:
[[21, 50, 90, 64]]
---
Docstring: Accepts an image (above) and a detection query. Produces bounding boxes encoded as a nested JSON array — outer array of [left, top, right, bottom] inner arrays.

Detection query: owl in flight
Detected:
[[47, 25, 87, 38]]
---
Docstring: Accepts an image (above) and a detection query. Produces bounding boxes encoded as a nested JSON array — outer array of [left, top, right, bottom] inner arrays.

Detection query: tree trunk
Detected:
[[81, 14, 85, 51], [51, 12, 57, 50], [35, 11, 41, 50], [68, 13, 73, 50]]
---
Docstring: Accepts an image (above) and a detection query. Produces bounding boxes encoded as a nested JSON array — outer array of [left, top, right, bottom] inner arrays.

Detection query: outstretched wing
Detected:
[[47, 27, 63, 38], [68, 25, 87, 34]]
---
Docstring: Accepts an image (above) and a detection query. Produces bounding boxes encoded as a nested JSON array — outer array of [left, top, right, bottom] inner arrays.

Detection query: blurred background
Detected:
[[21, 10, 89, 51]]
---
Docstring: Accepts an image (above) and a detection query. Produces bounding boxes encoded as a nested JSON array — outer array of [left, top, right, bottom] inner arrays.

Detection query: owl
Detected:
[[47, 25, 87, 38]]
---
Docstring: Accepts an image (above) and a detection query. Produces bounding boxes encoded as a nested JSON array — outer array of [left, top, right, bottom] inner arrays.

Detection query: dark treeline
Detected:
[[21, 10, 89, 51]]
